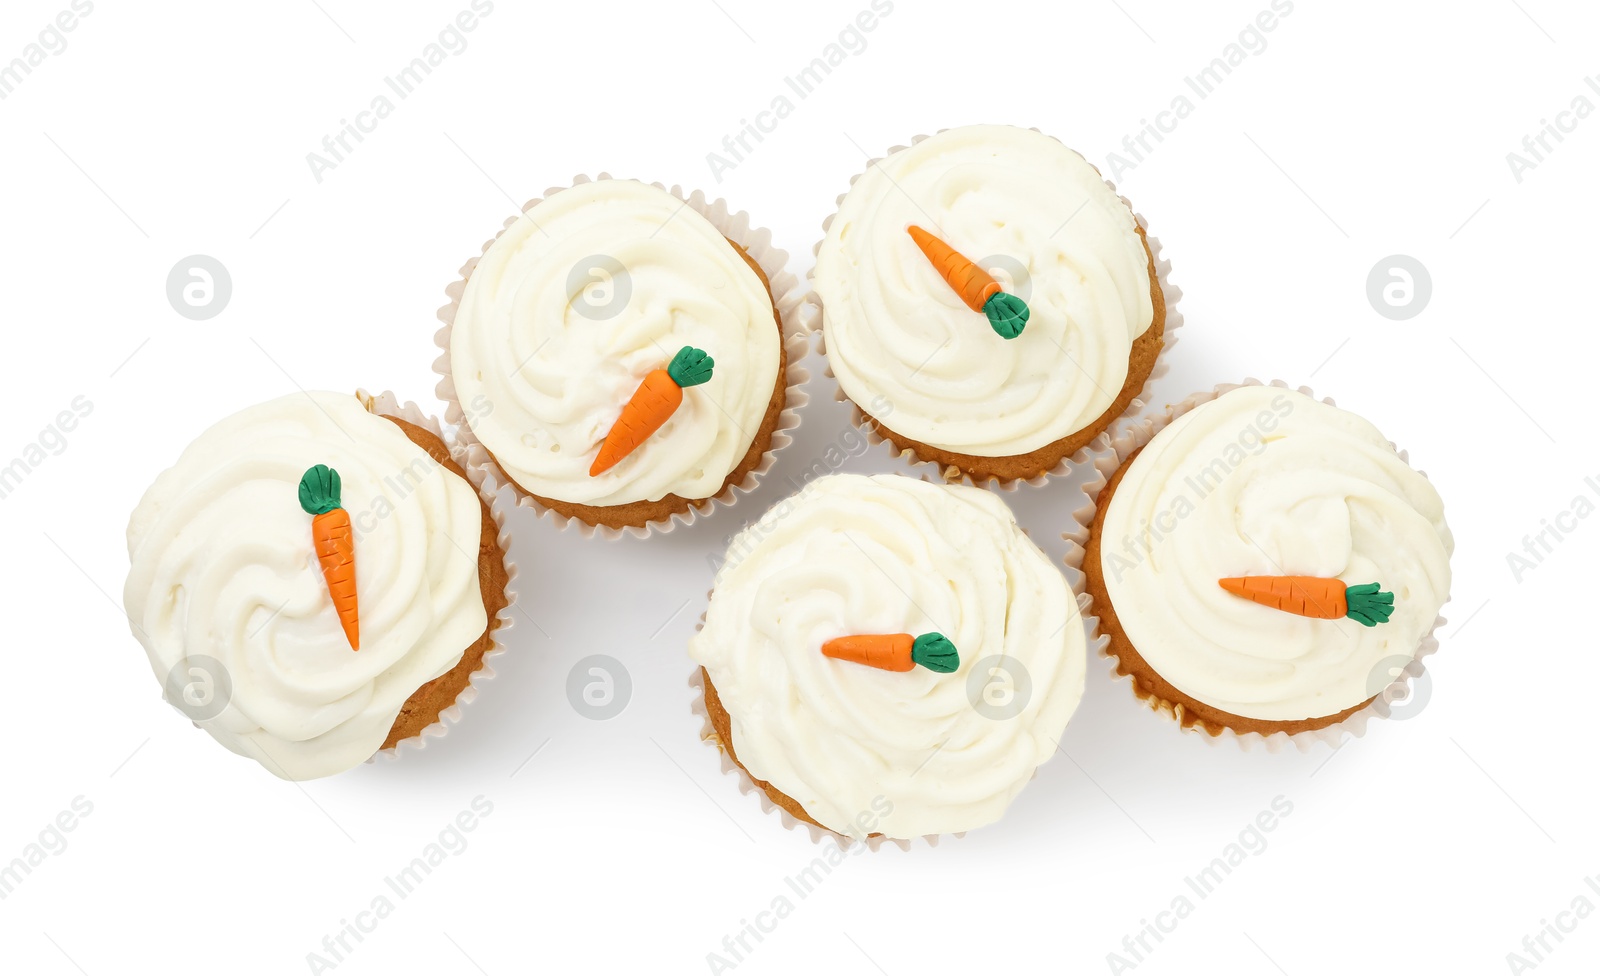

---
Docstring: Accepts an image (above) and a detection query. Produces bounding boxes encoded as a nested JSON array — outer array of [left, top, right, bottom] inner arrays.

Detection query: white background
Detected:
[[2, 1, 1596, 973]]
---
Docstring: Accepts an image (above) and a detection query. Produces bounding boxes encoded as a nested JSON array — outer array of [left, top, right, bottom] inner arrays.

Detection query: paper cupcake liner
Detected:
[[1062, 379, 1450, 753], [356, 390, 521, 765], [800, 127, 1184, 490], [687, 589, 959, 852], [433, 174, 811, 541]]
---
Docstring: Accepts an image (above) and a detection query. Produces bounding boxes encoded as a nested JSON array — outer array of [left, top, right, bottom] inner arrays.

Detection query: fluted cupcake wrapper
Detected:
[[357, 390, 520, 765], [800, 127, 1184, 491], [433, 174, 811, 541], [1062, 379, 1450, 753]]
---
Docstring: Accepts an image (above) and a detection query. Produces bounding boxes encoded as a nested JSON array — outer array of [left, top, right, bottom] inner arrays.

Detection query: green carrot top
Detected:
[[298, 464, 344, 516], [983, 292, 1030, 339], [1343, 582, 1396, 627], [910, 632, 961, 673], [666, 346, 715, 388]]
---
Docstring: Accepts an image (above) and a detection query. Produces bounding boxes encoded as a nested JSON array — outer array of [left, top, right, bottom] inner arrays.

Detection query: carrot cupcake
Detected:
[[810, 124, 1169, 484], [438, 176, 798, 533], [689, 473, 1087, 841], [124, 391, 511, 780], [1083, 384, 1453, 737]]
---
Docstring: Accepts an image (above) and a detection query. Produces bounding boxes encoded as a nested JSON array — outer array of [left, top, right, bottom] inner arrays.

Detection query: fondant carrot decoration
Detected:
[[821, 632, 960, 673], [590, 346, 714, 476], [299, 464, 359, 650], [907, 225, 1030, 339], [1219, 576, 1395, 628]]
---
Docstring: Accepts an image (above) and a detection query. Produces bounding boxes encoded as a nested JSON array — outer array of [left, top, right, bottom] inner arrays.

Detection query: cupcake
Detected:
[[811, 124, 1170, 484], [438, 176, 802, 534], [689, 473, 1087, 841], [1082, 384, 1453, 738], [124, 391, 512, 780]]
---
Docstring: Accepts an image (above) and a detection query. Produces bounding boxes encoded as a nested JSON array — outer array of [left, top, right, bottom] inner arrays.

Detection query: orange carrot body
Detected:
[[1219, 576, 1346, 619], [590, 368, 682, 476], [822, 633, 916, 671], [590, 346, 714, 477], [312, 508, 360, 649], [300, 464, 359, 651], [908, 225, 1001, 311]]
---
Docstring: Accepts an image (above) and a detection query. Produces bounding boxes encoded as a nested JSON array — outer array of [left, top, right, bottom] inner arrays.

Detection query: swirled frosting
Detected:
[[450, 178, 781, 506], [689, 474, 1086, 838], [813, 124, 1155, 456], [124, 392, 489, 780], [1099, 386, 1453, 722]]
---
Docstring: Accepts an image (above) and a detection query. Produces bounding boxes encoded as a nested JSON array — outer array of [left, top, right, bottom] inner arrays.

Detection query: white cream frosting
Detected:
[[1099, 386, 1453, 722], [124, 392, 489, 780], [450, 178, 781, 506], [689, 473, 1086, 839], [813, 124, 1155, 456]]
